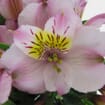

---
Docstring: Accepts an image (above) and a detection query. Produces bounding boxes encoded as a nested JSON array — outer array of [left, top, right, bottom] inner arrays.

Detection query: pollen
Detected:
[[27, 30, 72, 59]]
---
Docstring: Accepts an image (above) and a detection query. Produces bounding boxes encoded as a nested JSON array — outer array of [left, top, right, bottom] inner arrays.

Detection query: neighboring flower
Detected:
[[0, 25, 13, 44], [72, 0, 87, 17], [0, 0, 23, 29], [0, 54, 12, 104], [0, 68, 12, 104], [18, 0, 86, 29], [1, 12, 105, 95], [85, 13, 105, 27]]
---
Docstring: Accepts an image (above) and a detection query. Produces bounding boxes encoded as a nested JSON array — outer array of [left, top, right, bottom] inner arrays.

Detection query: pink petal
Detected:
[[85, 13, 105, 27], [72, 64, 105, 92], [1, 45, 45, 93], [43, 65, 57, 92], [73, 26, 105, 56], [14, 25, 41, 57], [0, 44, 30, 72], [18, 3, 51, 29], [66, 47, 105, 92], [56, 62, 73, 95], [22, 0, 41, 6], [0, 71, 12, 104], [0, 0, 23, 20], [5, 19, 17, 30], [45, 12, 81, 37], [13, 59, 46, 94], [73, 0, 87, 17], [18, 0, 75, 29], [0, 25, 13, 44], [43, 62, 72, 94]]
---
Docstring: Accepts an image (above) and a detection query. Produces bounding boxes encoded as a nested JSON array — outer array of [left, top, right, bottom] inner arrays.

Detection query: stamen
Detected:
[[27, 30, 72, 59], [53, 65, 61, 73]]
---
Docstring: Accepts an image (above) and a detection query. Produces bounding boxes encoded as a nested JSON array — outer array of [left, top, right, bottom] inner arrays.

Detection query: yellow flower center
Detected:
[[28, 30, 72, 60]]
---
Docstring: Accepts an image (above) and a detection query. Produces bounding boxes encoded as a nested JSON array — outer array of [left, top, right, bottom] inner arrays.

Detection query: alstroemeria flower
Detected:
[[18, 0, 74, 29], [18, 0, 86, 29], [1, 13, 105, 95], [0, 0, 23, 29], [0, 62, 12, 104]]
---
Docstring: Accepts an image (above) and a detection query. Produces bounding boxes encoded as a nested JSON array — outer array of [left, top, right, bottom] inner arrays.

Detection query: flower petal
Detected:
[[45, 12, 81, 37], [0, 25, 13, 44], [14, 25, 41, 57], [22, 0, 41, 6], [0, 0, 23, 20], [1, 44, 26, 71], [72, 64, 105, 92], [12, 58, 46, 94], [18, 3, 49, 29], [5, 19, 17, 30], [72, 0, 87, 17], [85, 13, 105, 27], [1, 44, 45, 93], [56, 62, 73, 95], [66, 47, 105, 92], [0, 71, 12, 104], [73, 26, 105, 56], [43, 65, 57, 92], [43, 62, 72, 94], [18, 0, 75, 29]]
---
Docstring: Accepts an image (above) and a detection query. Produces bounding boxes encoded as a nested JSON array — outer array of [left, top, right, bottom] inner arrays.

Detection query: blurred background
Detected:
[[82, 0, 105, 20]]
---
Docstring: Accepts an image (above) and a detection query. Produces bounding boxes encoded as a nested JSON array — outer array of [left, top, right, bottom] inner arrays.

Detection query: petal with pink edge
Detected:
[[0, 25, 13, 44], [72, 0, 87, 17], [14, 25, 41, 58], [73, 26, 105, 56], [43, 62, 72, 95], [0, 0, 23, 20], [12, 58, 46, 94], [1, 44, 27, 71], [56, 62, 73, 95], [85, 13, 105, 27], [72, 64, 105, 92], [65, 47, 105, 92], [1, 45, 46, 93], [43, 65, 57, 92], [45, 12, 81, 37], [18, 0, 76, 29], [0, 71, 12, 104], [22, 0, 41, 6], [18, 3, 51, 29]]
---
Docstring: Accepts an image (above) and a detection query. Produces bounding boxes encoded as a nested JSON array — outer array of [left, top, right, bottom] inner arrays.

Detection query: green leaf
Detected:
[[81, 98, 94, 105], [9, 88, 36, 105], [0, 15, 5, 25], [0, 43, 10, 50], [63, 94, 83, 105], [2, 100, 16, 105]]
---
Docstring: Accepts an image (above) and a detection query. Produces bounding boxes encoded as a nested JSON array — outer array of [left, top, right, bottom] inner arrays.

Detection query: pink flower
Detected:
[[1, 12, 105, 95], [0, 62, 12, 104], [18, 0, 87, 29], [0, 25, 13, 44], [0, 0, 23, 29]]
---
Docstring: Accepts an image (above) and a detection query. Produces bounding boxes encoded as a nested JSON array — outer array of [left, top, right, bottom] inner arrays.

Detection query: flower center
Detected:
[[28, 30, 72, 61]]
